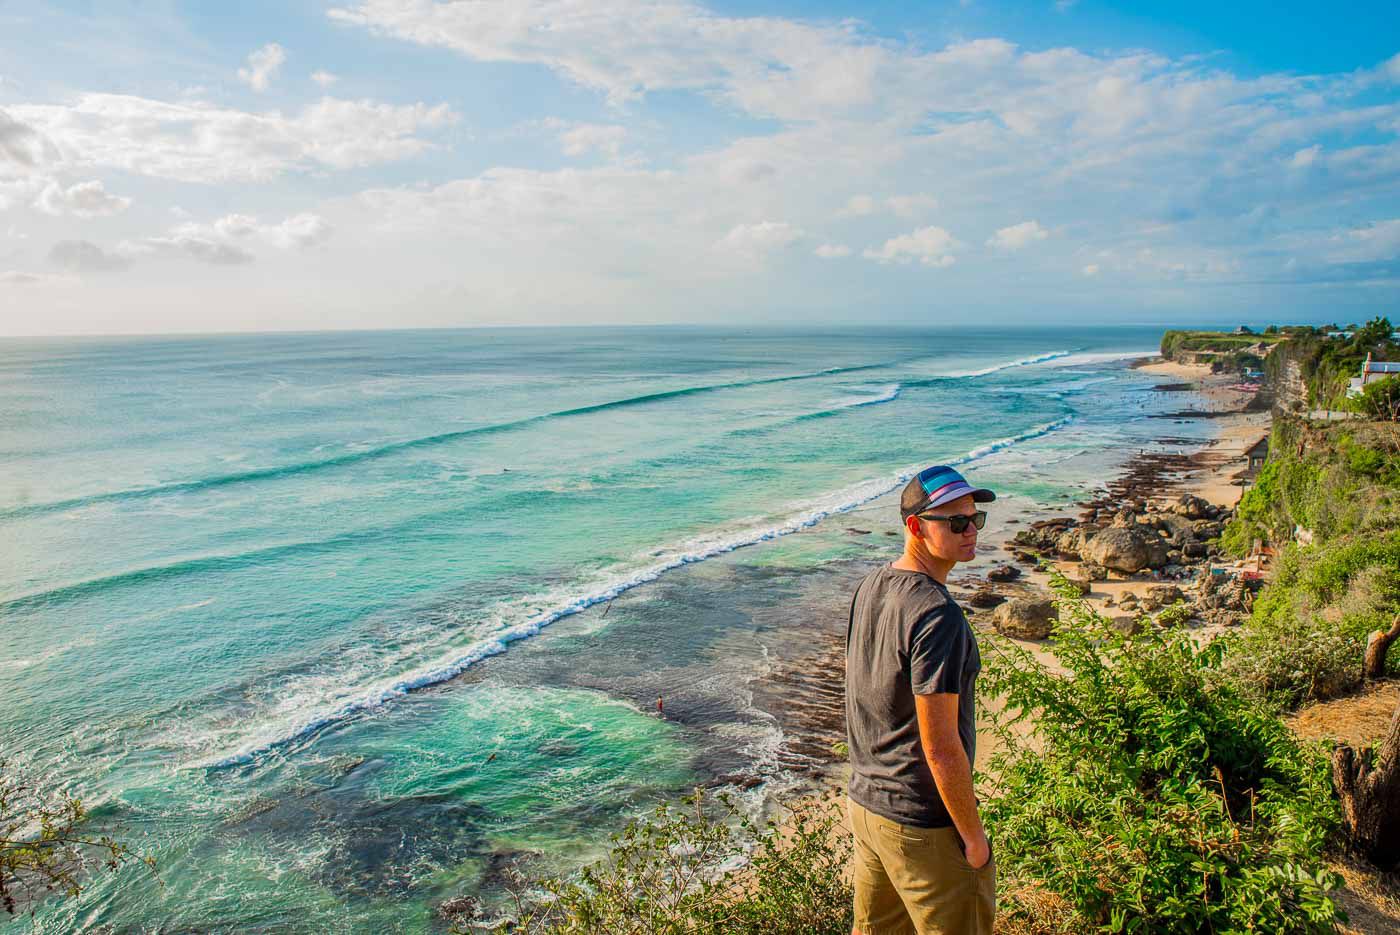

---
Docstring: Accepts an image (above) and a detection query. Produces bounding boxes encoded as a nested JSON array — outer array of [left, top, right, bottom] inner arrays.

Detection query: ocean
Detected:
[[0, 325, 1213, 932]]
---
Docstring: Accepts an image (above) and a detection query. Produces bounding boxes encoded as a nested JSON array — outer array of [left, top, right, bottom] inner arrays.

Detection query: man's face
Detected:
[[907, 493, 980, 564]]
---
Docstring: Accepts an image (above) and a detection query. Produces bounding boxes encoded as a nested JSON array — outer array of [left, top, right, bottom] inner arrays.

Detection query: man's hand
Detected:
[[962, 828, 991, 869], [914, 693, 990, 870]]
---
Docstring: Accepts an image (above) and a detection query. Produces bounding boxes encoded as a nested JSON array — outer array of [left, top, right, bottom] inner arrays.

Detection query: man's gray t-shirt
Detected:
[[845, 563, 980, 828]]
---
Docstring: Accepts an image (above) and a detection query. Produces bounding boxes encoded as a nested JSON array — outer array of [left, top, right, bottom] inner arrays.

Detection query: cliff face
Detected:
[[1270, 348, 1308, 416]]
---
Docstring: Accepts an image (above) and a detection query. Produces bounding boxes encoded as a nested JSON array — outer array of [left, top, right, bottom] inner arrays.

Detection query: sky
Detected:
[[1, 1, 1398, 336]]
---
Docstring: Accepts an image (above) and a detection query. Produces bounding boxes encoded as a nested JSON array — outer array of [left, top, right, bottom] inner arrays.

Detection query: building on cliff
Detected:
[[1347, 353, 1400, 397]]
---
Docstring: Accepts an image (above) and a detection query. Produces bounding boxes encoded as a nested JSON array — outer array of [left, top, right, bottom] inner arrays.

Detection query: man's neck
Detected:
[[891, 542, 954, 584]]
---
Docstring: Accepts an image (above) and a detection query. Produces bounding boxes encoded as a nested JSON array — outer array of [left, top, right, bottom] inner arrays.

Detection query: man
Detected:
[[845, 464, 996, 935]]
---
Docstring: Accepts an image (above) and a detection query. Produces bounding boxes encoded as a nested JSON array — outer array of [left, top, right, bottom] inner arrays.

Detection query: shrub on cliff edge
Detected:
[[982, 573, 1342, 933]]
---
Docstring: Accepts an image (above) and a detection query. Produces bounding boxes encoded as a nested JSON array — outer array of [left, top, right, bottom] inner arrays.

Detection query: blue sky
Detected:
[[1, 0, 1398, 335]]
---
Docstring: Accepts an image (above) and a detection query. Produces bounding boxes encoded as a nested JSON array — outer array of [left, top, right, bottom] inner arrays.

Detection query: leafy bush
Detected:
[[454, 791, 853, 934], [0, 758, 152, 917], [1231, 532, 1400, 706], [982, 574, 1343, 933], [1351, 375, 1400, 421]]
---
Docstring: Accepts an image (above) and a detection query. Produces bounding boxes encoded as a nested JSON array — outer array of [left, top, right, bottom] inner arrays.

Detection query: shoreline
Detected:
[[757, 354, 1271, 800]]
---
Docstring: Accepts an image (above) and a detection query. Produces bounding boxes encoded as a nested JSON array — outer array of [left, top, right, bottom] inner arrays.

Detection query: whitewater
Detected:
[[1, 324, 1191, 933]]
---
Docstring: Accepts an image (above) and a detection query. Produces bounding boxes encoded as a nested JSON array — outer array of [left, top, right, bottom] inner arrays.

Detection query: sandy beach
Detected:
[[769, 354, 1274, 799]]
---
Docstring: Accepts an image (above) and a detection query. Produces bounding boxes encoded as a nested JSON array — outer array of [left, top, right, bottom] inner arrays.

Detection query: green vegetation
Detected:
[[0, 759, 151, 917], [1220, 416, 1400, 706], [479, 575, 1349, 934], [1353, 374, 1400, 421], [983, 574, 1342, 933], [1159, 329, 1285, 374], [1268, 317, 1397, 410], [451, 792, 852, 934]]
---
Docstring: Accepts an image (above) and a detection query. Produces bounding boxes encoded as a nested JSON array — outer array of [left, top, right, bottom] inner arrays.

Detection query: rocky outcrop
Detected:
[[993, 597, 1058, 640], [987, 564, 1021, 583], [1142, 584, 1187, 611], [1080, 525, 1169, 574], [967, 588, 1006, 609]]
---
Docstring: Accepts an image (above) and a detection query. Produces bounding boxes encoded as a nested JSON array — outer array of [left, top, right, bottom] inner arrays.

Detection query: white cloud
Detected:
[[555, 122, 627, 159], [1382, 53, 1400, 84], [211, 212, 333, 249], [238, 43, 287, 92], [814, 243, 851, 258], [716, 220, 804, 256], [311, 70, 339, 88], [130, 232, 256, 265], [839, 193, 937, 218], [841, 194, 877, 216], [1326, 218, 1400, 264], [864, 227, 958, 267], [0, 109, 57, 170], [987, 220, 1050, 250], [119, 212, 333, 265], [329, 0, 895, 119], [10, 94, 456, 183], [885, 194, 938, 217], [35, 179, 131, 217], [1290, 145, 1321, 168], [0, 270, 46, 284], [0, 176, 46, 211], [48, 239, 132, 272]]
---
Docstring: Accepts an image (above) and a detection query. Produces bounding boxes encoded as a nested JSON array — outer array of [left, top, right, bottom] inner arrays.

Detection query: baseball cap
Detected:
[[900, 465, 996, 518]]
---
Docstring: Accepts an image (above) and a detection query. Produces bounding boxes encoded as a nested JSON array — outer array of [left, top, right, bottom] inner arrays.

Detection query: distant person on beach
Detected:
[[845, 465, 996, 935]]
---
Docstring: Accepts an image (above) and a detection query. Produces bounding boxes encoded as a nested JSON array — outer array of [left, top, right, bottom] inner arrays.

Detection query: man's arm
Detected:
[[914, 692, 989, 868]]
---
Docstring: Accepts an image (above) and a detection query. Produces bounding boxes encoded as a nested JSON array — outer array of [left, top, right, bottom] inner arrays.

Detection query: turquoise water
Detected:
[[0, 325, 1205, 931]]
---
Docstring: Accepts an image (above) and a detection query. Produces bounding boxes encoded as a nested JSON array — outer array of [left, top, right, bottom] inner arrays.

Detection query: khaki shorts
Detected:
[[848, 797, 996, 935]]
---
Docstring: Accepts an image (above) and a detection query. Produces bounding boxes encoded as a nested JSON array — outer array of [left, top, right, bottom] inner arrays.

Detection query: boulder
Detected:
[[1142, 584, 1187, 611], [1078, 561, 1109, 581], [967, 588, 1006, 609], [1111, 615, 1146, 636], [1174, 493, 1212, 519], [993, 597, 1058, 640], [1192, 521, 1224, 541], [1055, 529, 1085, 558], [1065, 577, 1093, 596], [1081, 525, 1168, 574], [986, 564, 1021, 583], [1155, 513, 1196, 544], [1183, 540, 1210, 560]]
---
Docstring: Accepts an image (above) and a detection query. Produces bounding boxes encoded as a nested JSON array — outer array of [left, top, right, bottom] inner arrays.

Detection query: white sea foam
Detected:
[[199, 415, 1074, 768], [937, 349, 1071, 378], [1043, 349, 1159, 368], [840, 384, 902, 408]]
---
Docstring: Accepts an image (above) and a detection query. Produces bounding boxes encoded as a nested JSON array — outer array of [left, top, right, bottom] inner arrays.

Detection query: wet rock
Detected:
[[439, 896, 480, 923], [1183, 540, 1210, 559], [993, 597, 1058, 640], [987, 564, 1021, 583], [967, 588, 1007, 609]]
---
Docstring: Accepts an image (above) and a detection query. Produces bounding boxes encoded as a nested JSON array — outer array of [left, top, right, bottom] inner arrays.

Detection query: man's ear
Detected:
[[903, 513, 921, 537]]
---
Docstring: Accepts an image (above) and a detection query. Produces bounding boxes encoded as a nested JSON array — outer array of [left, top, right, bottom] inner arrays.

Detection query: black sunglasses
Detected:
[[916, 510, 987, 534]]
